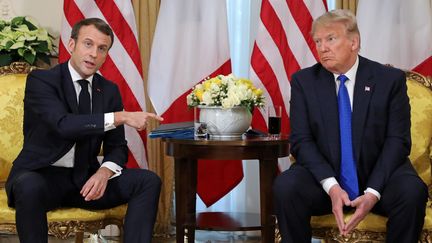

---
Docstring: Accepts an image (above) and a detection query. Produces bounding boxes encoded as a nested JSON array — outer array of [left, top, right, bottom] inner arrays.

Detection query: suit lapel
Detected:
[[315, 68, 340, 168], [352, 57, 375, 164], [61, 63, 79, 114]]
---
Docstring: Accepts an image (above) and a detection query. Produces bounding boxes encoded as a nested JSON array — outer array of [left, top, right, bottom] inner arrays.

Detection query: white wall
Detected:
[[2, 0, 63, 44]]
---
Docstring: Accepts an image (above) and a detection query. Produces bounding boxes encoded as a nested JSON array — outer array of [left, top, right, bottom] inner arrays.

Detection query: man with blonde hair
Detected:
[[273, 9, 427, 243]]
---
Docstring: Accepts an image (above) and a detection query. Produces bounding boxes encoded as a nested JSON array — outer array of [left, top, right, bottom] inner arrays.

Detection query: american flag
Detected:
[[250, 0, 327, 171], [59, 0, 148, 169]]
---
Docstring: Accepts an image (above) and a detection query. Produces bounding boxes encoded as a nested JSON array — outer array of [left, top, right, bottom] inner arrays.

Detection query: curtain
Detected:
[[336, 0, 358, 14], [132, 0, 174, 236]]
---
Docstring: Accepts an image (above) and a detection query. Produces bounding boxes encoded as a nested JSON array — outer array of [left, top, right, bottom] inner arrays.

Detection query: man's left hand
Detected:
[[80, 167, 113, 201], [342, 192, 378, 235]]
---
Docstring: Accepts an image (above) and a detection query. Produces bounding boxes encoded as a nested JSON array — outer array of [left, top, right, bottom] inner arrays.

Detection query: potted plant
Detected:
[[0, 16, 56, 67], [187, 74, 265, 111], [187, 74, 265, 137]]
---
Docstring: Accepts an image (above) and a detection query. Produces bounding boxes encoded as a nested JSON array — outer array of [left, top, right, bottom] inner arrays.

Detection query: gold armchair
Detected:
[[310, 70, 432, 242], [0, 63, 127, 242]]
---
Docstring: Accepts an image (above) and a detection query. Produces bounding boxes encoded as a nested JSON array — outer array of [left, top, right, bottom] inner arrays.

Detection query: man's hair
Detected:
[[70, 18, 114, 49], [311, 9, 360, 38]]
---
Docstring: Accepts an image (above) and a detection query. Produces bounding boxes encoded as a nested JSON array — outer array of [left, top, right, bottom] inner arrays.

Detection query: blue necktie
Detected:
[[337, 74, 359, 200]]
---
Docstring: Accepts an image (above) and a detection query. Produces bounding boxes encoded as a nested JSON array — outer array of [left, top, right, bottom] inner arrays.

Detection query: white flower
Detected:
[[187, 74, 265, 111], [202, 91, 213, 105]]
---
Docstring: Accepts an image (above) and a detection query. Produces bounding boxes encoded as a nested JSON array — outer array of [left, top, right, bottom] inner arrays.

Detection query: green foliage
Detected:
[[0, 16, 56, 67]]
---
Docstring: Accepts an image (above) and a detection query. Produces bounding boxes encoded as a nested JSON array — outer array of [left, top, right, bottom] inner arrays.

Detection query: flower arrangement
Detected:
[[0, 16, 56, 67], [187, 74, 265, 111]]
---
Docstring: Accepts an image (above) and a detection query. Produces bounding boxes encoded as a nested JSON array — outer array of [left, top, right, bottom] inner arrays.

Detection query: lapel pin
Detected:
[[365, 86, 370, 92]]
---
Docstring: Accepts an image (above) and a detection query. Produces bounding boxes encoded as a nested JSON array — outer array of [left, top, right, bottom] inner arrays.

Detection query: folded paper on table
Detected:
[[149, 121, 194, 139]]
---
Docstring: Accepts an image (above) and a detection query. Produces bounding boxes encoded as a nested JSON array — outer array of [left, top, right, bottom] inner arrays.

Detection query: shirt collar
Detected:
[[68, 61, 94, 86], [332, 56, 359, 82]]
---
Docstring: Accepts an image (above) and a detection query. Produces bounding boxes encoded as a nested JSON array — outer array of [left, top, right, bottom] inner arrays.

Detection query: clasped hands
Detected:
[[114, 111, 164, 131], [329, 185, 379, 236]]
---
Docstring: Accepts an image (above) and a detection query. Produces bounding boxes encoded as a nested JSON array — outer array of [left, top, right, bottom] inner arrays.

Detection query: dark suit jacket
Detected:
[[289, 56, 417, 194], [6, 62, 128, 200]]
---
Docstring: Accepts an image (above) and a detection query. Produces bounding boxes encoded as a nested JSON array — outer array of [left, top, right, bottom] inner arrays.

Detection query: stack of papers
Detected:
[[148, 121, 194, 139]]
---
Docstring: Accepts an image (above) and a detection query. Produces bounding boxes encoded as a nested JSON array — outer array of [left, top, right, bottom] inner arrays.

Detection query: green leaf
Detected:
[[23, 51, 35, 64], [14, 25, 30, 34], [33, 41, 49, 52], [11, 17, 25, 27], [11, 16, 24, 23], [0, 39, 8, 50], [22, 17, 38, 31], [17, 48, 25, 56], [0, 53, 12, 66], [5, 40, 14, 49], [10, 41, 24, 49], [0, 20, 7, 30]]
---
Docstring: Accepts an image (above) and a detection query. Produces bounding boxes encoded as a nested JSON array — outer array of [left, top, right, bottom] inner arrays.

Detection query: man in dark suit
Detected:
[[5, 18, 163, 243], [273, 9, 428, 243]]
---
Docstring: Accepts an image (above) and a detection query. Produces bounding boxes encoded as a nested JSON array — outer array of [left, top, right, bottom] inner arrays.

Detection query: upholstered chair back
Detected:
[[0, 74, 26, 183], [406, 71, 432, 191]]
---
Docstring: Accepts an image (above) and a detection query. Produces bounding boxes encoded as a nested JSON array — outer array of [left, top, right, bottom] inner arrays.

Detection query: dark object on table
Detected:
[[149, 121, 194, 139], [244, 128, 267, 137]]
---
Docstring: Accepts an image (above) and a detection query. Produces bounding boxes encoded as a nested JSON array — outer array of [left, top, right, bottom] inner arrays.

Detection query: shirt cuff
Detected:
[[364, 187, 381, 200], [320, 177, 338, 194], [101, 161, 123, 179], [104, 112, 116, 132]]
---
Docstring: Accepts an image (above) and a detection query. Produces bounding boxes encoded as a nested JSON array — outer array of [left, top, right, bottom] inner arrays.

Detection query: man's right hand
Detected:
[[114, 111, 164, 131], [328, 184, 351, 236]]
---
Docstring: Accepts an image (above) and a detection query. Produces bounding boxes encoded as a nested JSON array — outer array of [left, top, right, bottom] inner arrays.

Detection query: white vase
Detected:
[[199, 106, 252, 138]]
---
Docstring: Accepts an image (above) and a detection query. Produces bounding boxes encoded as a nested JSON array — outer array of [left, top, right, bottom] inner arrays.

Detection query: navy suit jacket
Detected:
[[6, 62, 128, 198], [289, 56, 417, 194]]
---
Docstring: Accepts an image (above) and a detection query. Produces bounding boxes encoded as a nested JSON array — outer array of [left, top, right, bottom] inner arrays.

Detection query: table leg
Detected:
[[259, 158, 278, 243], [175, 158, 197, 243]]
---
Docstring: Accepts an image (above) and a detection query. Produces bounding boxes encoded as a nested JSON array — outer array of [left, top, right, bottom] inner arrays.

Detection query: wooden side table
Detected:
[[163, 136, 289, 243]]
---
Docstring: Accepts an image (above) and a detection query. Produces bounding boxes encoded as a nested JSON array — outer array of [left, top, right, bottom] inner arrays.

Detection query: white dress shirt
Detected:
[[319, 56, 381, 200], [51, 62, 122, 179]]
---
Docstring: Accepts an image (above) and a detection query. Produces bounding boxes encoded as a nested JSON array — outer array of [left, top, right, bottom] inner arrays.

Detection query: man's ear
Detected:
[[67, 38, 75, 53], [351, 34, 360, 51]]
